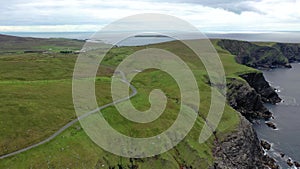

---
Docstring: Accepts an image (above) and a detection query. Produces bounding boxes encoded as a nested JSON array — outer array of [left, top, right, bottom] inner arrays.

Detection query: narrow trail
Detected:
[[0, 71, 137, 160]]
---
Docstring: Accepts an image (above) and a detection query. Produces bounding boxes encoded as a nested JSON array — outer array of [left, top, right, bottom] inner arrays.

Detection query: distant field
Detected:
[[0, 34, 84, 53], [0, 35, 256, 169]]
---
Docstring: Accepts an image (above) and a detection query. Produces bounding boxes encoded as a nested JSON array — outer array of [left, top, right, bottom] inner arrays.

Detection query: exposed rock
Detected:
[[226, 71, 282, 120], [294, 161, 300, 168], [227, 78, 272, 120], [262, 155, 279, 169], [239, 72, 281, 104], [285, 64, 293, 68], [280, 153, 285, 158], [260, 140, 271, 150], [265, 122, 277, 130], [287, 158, 294, 167], [275, 43, 300, 62], [212, 116, 270, 169]]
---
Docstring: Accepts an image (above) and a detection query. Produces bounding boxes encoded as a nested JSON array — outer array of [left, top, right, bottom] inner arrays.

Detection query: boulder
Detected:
[[265, 122, 277, 129], [287, 159, 294, 167], [294, 161, 300, 168], [260, 140, 271, 150], [262, 155, 279, 169]]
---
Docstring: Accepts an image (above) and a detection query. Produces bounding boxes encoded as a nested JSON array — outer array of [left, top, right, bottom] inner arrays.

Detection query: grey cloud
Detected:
[[149, 0, 261, 14], [0, 0, 108, 26], [1, 0, 261, 26]]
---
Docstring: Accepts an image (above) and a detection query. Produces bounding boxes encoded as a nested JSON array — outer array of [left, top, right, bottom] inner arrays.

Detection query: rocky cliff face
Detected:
[[212, 40, 287, 169], [227, 78, 272, 120], [212, 72, 282, 168], [211, 116, 270, 169], [218, 39, 290, 69], [274, 43, 300, 62], [226, 71, 281, 120], [218, 40, 300, 69], [239, 72, 281, 104]]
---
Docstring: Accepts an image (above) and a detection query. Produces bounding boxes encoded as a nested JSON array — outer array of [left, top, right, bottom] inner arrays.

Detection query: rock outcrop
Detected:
[[274, 43, 300, 62], [260, 140, 271, 150], [226, 71, 281, 120], [239, 72, 281, 104], [227, 78, 272, 120], [211, 116, 276, 169], [265, 121, 277, 130], [294, 161, 300, 168]]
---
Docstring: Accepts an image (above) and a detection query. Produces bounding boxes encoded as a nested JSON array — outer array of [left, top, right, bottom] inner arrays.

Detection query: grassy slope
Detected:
[[0, 37, 256, 169], [0, 34, 84, 53]]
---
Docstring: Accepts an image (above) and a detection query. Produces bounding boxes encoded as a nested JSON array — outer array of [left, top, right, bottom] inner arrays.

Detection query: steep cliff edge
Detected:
[[210, 39, 287, 169], [211, 72, 281, 168], [226, 71, 281, 120], [227, 78, 272, 120], [239, 72, 281, 104], [211, 116, 276, 169], [274, 43, 300, 62], [218, 39, 300, 69]]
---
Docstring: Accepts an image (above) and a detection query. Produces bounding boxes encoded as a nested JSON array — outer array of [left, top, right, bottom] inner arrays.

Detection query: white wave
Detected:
[[278, 96, 298, 106]]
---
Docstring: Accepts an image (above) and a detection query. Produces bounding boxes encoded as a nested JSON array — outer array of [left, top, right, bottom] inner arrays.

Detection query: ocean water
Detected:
[[206, 32, 300, 43], [254, 63, 300, 168], [110, 36, 174, 46], [2, 31, 300, 44], [0, 32, 175, 46]]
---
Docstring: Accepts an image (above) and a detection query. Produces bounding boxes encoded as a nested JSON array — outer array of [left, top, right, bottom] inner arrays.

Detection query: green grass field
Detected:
[[0, 37, 257, 169]]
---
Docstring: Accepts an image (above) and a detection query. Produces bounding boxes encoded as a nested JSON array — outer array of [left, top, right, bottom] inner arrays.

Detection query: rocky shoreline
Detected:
[[211, 116, 277, 169], [213, 70, 300, 169], [212, 40, 300, 169], [212, 71, 281, 169]]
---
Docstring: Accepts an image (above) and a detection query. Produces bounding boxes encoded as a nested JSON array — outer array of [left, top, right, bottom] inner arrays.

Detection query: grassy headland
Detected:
[[0, 35, 257, 169]]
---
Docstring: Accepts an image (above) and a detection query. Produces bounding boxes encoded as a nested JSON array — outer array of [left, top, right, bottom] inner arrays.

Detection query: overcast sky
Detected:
[[1, 0, 300, 32]]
